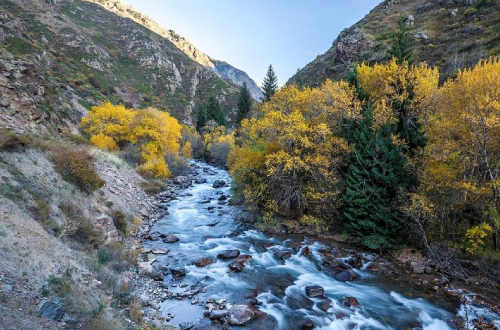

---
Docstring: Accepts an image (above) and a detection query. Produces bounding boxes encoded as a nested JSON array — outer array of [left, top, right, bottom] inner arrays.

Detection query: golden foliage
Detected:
[[465, 223, 493, 254], [357, 59, 439, 127], [229, 80, 359, 220]]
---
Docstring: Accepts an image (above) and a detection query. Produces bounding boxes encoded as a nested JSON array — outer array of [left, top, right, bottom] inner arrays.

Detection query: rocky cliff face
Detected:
[[213, 60, 264, 101], [0, 0, 242, 133], [84, 0, 263, 101], [290, 0, 500, 86]]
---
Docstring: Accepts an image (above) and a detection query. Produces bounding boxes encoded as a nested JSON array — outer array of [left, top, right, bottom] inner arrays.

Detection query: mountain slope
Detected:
[[289, 0, 500, 86], [84, 0, 263, 101], [0, 0, 241, 133]]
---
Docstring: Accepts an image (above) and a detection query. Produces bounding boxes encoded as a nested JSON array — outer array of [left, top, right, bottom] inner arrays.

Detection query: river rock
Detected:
[[191, 325, 220, 330], [171, 268, 186, 277], [227, 304, 256, 326], [38, 300, 66, 322], [412, 266, 425, 274], [305, 285, 324, 298], [302, 320, 316, 330], [163, 234, 179, 243], [151, 248, 169, 254], [301, 246, 311, 256], [218, 195, 227, 201], [195, 257, 213, 267], [212, 180, 226, 188], [335, 270, 355, 282], [179, 322, 194, 330], [234, 254, 252, 263], [138, 262, 153, 276], [348, 255, 362, 269], [341, 297, 360, 307], [195, 178, 207, 184], [217, 249, 240, 260], [229, 261, 244, 272], [174, 176, 192, 188], [279, 250, 292, 260], [209, 310, 228, 320]]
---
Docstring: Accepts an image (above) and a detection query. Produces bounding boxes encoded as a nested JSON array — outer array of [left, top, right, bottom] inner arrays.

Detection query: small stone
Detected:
[[195, 257, 213, 267], [302, 320, 316, 330], [340, 297, 360, 308], [227, 304, 256, 326]]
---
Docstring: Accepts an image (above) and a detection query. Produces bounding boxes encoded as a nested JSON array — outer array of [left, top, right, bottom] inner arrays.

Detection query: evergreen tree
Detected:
[[262, 64, 278, 102], [205, 96, 226, 127], [196, 105, 207, 133], [341, 108, 411, 249], [236, 83, 252, 126], [388, 18, 414, 66]]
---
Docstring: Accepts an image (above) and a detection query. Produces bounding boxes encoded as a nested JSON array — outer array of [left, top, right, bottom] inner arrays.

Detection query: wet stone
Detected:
[[163, 234, 179, 243], [227, 304, 256, 326], [341, 297, 360, 308], [335, 270, 355, 282], [171, 268, 186, 277], [302, 320, 316, 330], [195, 258, 213, 267], [212, 180, 226, 188], [305, 286, 324, 298], [217, 249, 240, 260]]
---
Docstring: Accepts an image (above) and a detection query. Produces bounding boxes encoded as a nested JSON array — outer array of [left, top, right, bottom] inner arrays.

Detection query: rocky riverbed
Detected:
[[132, 161, 500, 330]]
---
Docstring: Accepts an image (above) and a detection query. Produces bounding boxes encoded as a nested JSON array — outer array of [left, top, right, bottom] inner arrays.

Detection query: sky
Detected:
[[120, 0, 382, 86]]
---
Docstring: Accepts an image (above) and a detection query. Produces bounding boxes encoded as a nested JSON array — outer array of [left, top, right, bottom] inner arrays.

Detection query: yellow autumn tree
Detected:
[[128, 108, 181, 178], [81, 101, 134, 151], [357, 59, 439, 129], [424, 57, 500, 247], [229, 81, 361, 227]]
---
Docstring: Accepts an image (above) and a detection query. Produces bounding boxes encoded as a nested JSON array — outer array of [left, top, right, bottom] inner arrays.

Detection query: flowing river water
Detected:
[[143, 161, 499, 330]]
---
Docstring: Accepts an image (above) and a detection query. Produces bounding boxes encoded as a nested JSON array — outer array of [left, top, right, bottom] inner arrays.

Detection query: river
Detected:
[[142, 161, 499, 330]]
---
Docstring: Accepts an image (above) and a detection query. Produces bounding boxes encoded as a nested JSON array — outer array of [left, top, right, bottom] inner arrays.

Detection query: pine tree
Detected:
[[341, 108, 411, 249], [236, 83, 252, 126], [205, 96, 226, 127], [388, 18, 414, 66], [262, 64, 278, 102], [196, 105, 207, 133]]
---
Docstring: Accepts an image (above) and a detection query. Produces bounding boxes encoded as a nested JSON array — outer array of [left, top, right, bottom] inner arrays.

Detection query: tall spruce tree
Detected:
[[388, 18, 414, 66], [262, 64, 278, 102], [236, 83, 252, 126], [341, 108, 411, 249], [196, 105, 207, 133], [206, 96, 226, 127]]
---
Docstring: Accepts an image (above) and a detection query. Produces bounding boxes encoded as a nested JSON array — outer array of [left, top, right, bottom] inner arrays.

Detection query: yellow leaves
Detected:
[[90, 133, 118, 151], [137, 157, 171, 179], [81, 102, 182, 179], [465, 223, 493, 255], [180, 141, 193, 158], [357, 58, 439, 127]]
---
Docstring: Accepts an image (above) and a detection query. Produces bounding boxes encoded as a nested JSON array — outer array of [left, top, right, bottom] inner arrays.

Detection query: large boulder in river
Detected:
[[305, 285, 324, 298], [212, 180, 226, 188], [217, 249, 240, 260], [227, 304, 256, 326], [163, 234, 179, 243], [173, 176, 192, 188]]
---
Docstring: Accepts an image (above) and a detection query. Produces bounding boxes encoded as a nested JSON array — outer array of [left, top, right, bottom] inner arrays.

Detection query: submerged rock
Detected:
[[335, 270, 355, 282], [302, 320, 316, 330], [195, 178, 207, 184], [227, 304, 256, 326]]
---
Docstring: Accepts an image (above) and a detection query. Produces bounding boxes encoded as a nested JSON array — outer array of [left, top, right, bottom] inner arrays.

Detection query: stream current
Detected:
[[143, 161, 494, 330]]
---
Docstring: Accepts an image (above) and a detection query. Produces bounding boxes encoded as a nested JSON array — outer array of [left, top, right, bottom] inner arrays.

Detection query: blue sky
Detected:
[[120, 0, 382, 86]]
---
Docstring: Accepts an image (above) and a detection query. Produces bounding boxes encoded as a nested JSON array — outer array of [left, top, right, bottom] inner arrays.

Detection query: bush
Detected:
[[110, 209, 127, 234], [139, 180, 167, 195], [0, 129, 26, 150], [164, 153, 191, 176], [50, 147, 105, 193]]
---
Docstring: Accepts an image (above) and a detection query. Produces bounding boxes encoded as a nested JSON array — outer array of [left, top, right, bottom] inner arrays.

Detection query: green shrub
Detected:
[[139, 180, 167, 195], [50, 147, 105, 193], [110, 210, 127, 233]]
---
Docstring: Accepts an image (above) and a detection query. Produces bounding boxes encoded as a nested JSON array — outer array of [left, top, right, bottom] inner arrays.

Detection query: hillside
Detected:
[[0, 0, 244, 134], [83, 0, 264, 101], [289, 0, 500, 86]]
